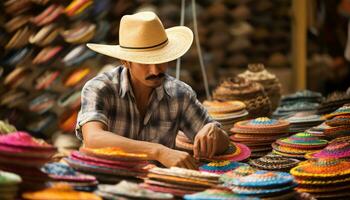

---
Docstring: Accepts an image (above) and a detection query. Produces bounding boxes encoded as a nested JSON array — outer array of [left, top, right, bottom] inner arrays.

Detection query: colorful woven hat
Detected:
[[220, 165, 256, 184], [199, 161, 248, 174], [305, 140, 350, 160], [41, 162, 96, 182], [276, 132, 328, 149], [184, 189, 259, 200], [325, 115, 350, 127], [290, 158, 350, 178], [323, 104, 350, 119], [203, 143, 251, 162], [249, 153, 300, 171], [231, 117, 290, 134], [323, 125, 350, 139], [227, 170, 294, 187], [272, 142, 316, 155], [285, 113, 323, 124], [0, 131, 56, 150], [203, 100, 246, 114]]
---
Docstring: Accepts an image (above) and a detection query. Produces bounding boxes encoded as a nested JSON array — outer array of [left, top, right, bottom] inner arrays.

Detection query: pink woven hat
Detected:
[[305, 139, 350, 160], [0, 131, 56, 150]]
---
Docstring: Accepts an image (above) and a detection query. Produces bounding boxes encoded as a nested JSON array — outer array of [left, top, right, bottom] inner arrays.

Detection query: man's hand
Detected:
[[157, 145, 198, 170], [193, 123, 230, 159]]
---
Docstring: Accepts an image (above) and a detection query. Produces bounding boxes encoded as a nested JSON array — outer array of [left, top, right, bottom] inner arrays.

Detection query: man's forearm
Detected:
[[83, 129, 164, 160]]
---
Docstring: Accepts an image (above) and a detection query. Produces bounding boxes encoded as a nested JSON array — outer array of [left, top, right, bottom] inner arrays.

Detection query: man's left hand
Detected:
[[193, 123, 230, 159]]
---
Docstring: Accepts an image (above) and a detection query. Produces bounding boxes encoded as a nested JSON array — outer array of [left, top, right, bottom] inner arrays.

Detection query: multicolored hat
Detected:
[[285, 113, 323, 124], [249, 153, 300, 171], [0, 131, 56, 151], [230, 183, 297, 196], [184, 189, 259, 200], [220, 166, 256, 183], [323, 125, 350, 139], [231, 117, 289, 134], [272, 142, 316, 155], [290, 158, 350, 178], [199, 161, 248, 174], [226, 170, 294, 187], [323, 104, 350, 119], [276, 132, 328, 149], [305, 140, 350, 160], [203, 100, 246, 114], [325, 115, 350, 127]]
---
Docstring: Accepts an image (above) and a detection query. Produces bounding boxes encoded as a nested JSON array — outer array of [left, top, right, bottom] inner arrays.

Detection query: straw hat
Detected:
[[86, 11, 193, 64]]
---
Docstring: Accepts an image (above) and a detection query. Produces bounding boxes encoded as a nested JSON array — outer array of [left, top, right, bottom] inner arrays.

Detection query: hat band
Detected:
[[120, 39, 168, 50]]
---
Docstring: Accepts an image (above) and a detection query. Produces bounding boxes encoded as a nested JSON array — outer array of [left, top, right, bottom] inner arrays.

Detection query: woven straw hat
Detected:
[[86, 11, 193, 64]]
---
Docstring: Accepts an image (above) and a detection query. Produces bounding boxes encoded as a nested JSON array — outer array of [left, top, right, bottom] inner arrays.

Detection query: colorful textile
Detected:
[[305, 140, 350, 160]]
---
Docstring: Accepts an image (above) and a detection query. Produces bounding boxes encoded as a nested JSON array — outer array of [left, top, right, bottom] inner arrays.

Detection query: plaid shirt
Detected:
[[76, 66, 214, 148]]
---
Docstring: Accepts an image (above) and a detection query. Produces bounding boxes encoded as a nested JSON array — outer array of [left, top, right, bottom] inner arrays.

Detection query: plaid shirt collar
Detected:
[[118, 66, 171, 101]]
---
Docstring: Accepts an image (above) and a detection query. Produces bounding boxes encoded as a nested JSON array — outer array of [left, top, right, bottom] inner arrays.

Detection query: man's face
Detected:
[[127, 61, 168, 88]]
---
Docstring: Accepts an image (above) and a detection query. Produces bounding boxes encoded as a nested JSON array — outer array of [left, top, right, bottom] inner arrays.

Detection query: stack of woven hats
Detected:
[[202, 100, 248, 132], [305, 138, 350, 160], [305, 122, 330, 138], [175, 132, 251, 162], [96, 181, 173, 200], [221, 167, 297, 199], [249, 153, 300, 172], [290, 158, 350, 199], [212, 77, 271, 117], [238, 63, 282, 111], [41, 162, 98, 192], [0, 170, 22, 200], [273, 90, 323, 118], [284, 112, 324, 133], [322, 104, 350, 139], [141, 167, 219, 197], [199, 161, 248, 175], [230, 117, 290, 158], [0, 131, 56, 190], [65, 147, 149, 184], [318, 91, 350, 114], [272, 132, 328, 159]]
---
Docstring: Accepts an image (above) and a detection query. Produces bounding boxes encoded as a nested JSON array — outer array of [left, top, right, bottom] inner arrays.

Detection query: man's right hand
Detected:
[[156, 145, 198, 170]]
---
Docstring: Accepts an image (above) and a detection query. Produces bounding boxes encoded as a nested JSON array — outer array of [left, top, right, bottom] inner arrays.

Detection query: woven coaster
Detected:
[[199, 161, 248, 174], [79, 147, 148, 161], [276, 132, 328, 149], [305, 140, 350, 160], [184, 189, 259, 200], [290, 158, 350, 178]]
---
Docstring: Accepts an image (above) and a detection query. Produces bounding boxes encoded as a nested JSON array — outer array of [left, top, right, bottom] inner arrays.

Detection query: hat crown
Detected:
[[119, 12, 168, 49]]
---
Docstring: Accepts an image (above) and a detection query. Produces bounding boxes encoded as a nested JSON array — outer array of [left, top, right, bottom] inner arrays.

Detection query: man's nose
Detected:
[[149, 64, 162, 75]]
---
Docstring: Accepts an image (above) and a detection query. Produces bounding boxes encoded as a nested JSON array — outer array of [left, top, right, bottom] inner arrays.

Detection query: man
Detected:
[[77, 11, 230, 169]]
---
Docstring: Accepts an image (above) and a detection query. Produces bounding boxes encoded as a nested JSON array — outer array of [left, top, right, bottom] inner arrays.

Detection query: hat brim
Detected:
[[86, 26, 193, 64]]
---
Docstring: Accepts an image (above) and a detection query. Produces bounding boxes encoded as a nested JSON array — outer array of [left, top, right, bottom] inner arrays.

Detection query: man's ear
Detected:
[[120, 60, 130, 68]]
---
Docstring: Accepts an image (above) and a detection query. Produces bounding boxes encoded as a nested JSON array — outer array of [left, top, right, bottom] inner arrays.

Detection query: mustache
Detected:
[[146, 73, 165, 80]]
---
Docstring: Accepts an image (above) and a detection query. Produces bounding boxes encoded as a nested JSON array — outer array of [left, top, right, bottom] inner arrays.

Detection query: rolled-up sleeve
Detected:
[[75, 79, 109, 140], [179, 92, 216, 141]]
